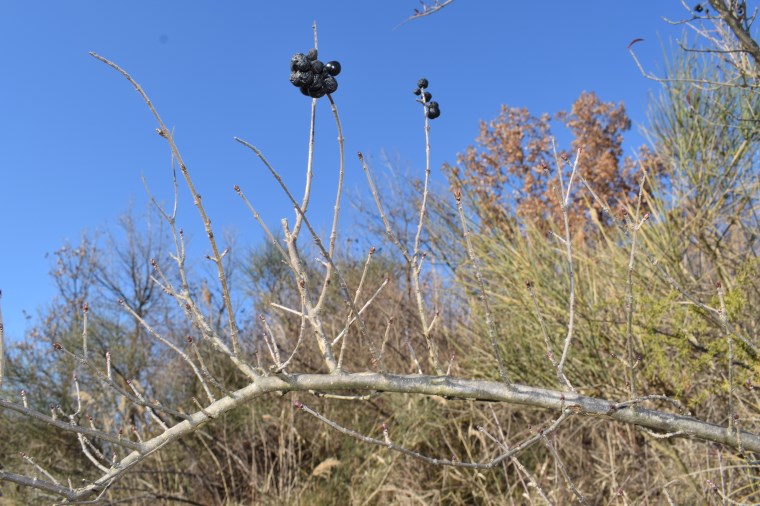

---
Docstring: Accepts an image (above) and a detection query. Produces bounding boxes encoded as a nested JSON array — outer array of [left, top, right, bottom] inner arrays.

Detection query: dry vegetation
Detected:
[[1, 2, 759, 504]]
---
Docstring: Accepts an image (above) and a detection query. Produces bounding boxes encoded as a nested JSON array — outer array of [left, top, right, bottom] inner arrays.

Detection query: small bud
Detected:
[[233, 185, 241, 193], [525, 280, 533, 288], [82, 303, 89, 313], [185, 336, 193, 344], [53, 342, 63, 350], [369, 246, 375, 255], [118, 299, 124, 305], [293, 400, 303, 410]]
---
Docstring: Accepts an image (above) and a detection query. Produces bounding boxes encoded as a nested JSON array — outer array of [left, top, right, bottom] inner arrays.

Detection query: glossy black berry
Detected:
[[694, 3, 703, 12], [422, 91, 432, 102], [418, 78, 429, 89], [300, 85, 311, 96], [306, 48, 318, 61], [323, 75, 338, 94], [325, 61, 342, 76], [413, 88, 422, 96]]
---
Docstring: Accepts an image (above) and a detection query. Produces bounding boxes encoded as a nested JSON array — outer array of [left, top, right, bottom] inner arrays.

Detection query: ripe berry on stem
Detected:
[[325, 61, 342, 76]]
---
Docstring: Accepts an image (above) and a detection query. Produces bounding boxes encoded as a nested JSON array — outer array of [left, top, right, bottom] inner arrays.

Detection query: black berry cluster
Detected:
[[413, 78, 440, 119], [289, 48, 341, 98]]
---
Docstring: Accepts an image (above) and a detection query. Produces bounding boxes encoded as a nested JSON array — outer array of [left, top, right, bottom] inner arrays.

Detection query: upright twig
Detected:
[[90, 52, 243, 358], [554, 147, 582, 391], [454, 190, 510, 385], [624, 171, 648, 396], [716, 280, 735, 435], [291, 21, 319, 239]]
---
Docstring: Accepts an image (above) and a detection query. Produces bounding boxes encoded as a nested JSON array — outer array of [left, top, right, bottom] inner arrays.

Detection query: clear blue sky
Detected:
[[0, 2, 688, 341]]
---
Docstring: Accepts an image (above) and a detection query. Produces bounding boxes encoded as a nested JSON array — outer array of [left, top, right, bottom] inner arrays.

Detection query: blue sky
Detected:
[[0, 2, 688, 341]]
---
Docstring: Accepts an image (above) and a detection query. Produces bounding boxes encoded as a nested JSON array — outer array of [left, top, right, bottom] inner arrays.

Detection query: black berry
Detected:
[[418, 78, 429, 89], [290, 70, 313, 87], [422, 91, 432, 102], [323, 76, 338, 94], [426, 101, 440, 119], [413, 88, 422, 96], [309, 72, 325, 92], [694, 3, 703, 12], [291, 53, 311, 72], [309, 88, 326, 98], [311, 60, 325, 74], [325, 61, 342, 76], [291, 50, 340, 98]]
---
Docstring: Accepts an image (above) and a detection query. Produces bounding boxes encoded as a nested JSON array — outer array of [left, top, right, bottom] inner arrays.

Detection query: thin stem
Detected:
[[717, 280, 735, 434], [625, 172, 648, 396], [236, 139, 384, 372], [555, 148, 582, 392], [454, 190, 510, 385], [527, 282, 556, 368], [91, 52, 242, 357], [294, 399, 570, 469], [314, 94, 346, 313]]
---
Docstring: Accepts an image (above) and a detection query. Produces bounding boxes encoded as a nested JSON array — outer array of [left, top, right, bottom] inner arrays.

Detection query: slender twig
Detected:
[[554, 147, 582, 391], [259, 315, 283, 369], [236, 139, 384, 371], [294, 399, 570, 469], [332, 278, 389, 348], [119, 298, 216, 404], [527, 281, 557, 368], [396, 0, 456, 29], [624, 171, 648, 396], [485, 405, 555, 505], [91, 52, 243, 358], [358, 152, 412, 262], [717, 280, 735, 434], [454, 190, 509, 385], [314, 94, 346, 316], [541, 433, 589, 505], [81, 302, 89, 358]]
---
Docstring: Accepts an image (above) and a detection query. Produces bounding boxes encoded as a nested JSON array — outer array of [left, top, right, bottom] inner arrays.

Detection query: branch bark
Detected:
[[4, 372, 756, 501]]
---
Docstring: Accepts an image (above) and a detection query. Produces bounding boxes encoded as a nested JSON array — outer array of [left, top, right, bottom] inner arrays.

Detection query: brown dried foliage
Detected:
[[446, 91, 662, 236]]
